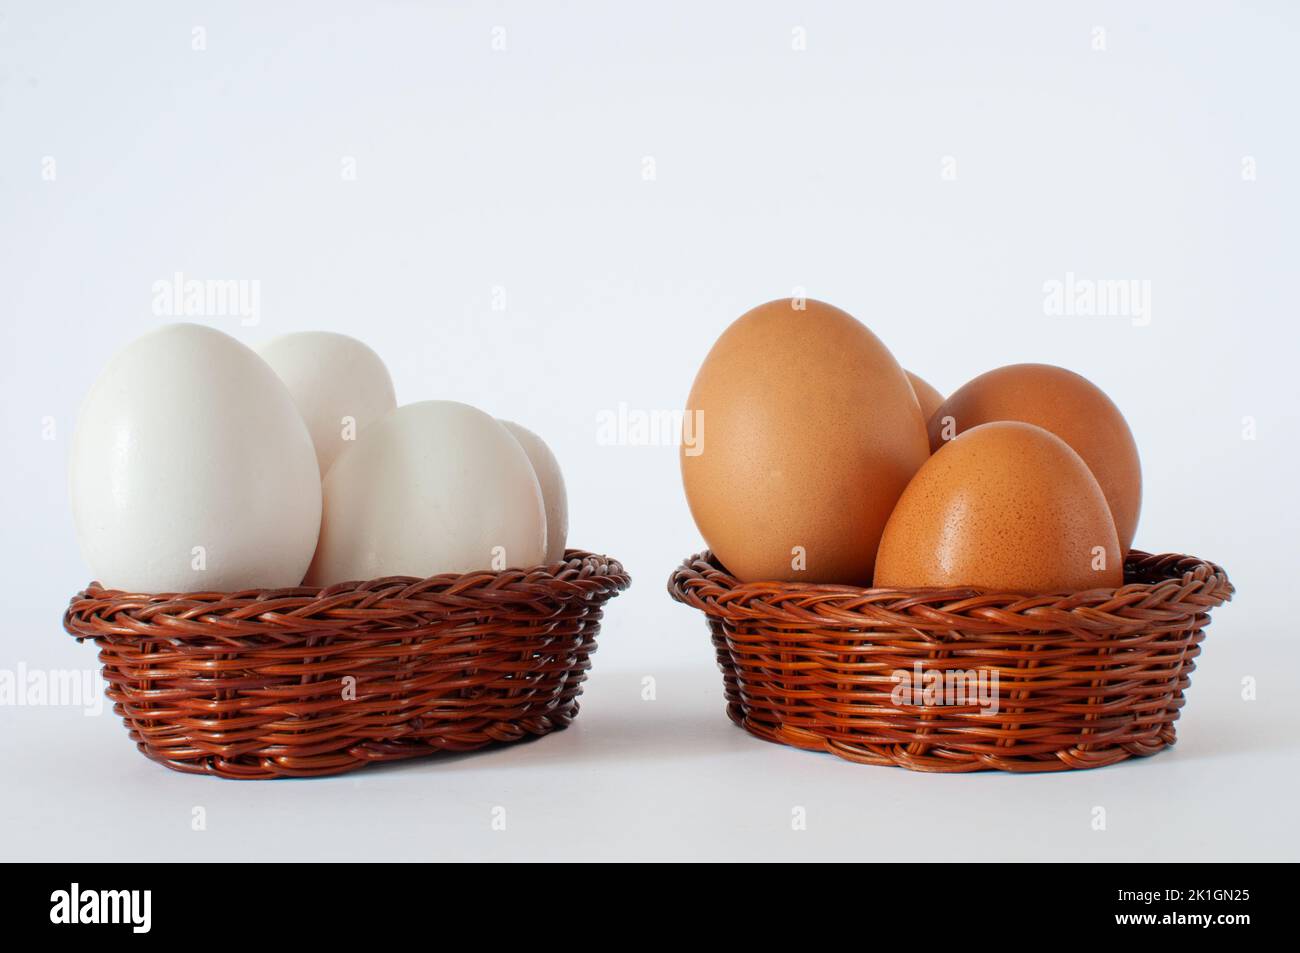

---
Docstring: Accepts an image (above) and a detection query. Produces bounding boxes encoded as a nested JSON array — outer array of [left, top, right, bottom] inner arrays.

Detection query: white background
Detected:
[[2, 1, 1297, 861]]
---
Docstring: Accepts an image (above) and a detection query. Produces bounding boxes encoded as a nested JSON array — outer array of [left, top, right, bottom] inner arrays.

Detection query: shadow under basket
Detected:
[[668, 550, 1232, 773], [64, 550, 630, 779]]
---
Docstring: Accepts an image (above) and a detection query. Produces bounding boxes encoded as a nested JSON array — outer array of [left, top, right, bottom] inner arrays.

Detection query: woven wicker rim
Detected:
[[669, 549, 1232, 638], [67, 550, 630, 639]]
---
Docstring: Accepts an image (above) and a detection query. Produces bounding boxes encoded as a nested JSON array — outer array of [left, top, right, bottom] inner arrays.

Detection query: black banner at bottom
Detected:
[[5, 862, 1282, 938]]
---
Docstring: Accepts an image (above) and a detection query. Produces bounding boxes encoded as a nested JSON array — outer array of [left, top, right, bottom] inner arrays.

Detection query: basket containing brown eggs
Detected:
[[668, 299, 1232, 772], [63, 326, 629, 779]]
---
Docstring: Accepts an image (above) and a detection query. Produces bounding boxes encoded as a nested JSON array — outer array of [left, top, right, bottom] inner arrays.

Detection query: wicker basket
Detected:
[[669, 550, 1232, 772], [64, 550, 630, 779]]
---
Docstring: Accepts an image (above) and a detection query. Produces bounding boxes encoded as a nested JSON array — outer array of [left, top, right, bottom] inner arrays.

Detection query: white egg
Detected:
[[254, 331, 397, 477], [69, 323, 322, 593], [305, 401, 546, 585], [499, 420, 569, 564]]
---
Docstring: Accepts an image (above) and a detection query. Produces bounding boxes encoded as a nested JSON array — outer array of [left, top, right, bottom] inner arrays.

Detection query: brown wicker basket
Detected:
[[669, 550, 1232, 772], [64, 550, 630, 779]]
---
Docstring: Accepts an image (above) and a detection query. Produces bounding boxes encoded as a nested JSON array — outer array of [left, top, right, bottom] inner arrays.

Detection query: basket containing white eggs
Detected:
[[63, 325, 629, 779]]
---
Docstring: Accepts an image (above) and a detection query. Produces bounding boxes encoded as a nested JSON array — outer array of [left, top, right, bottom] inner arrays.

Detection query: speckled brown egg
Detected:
[[928, 363, 1142, 553], [906, 371, 945, 424], [874, 420, 1123, 592], [682, 298, 929, 585]]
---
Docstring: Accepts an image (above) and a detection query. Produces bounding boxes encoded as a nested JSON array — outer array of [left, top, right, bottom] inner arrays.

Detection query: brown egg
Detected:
[[928, 363, 1142, 552], [682, 298, 929, 584], [874, 421, 1123, 592], [906, 370, 945, 423]]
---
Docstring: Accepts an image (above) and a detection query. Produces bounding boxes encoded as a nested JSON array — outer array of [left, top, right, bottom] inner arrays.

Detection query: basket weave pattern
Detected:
[[65, 551, 630, 779], [669, 550, 1232, 772]]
